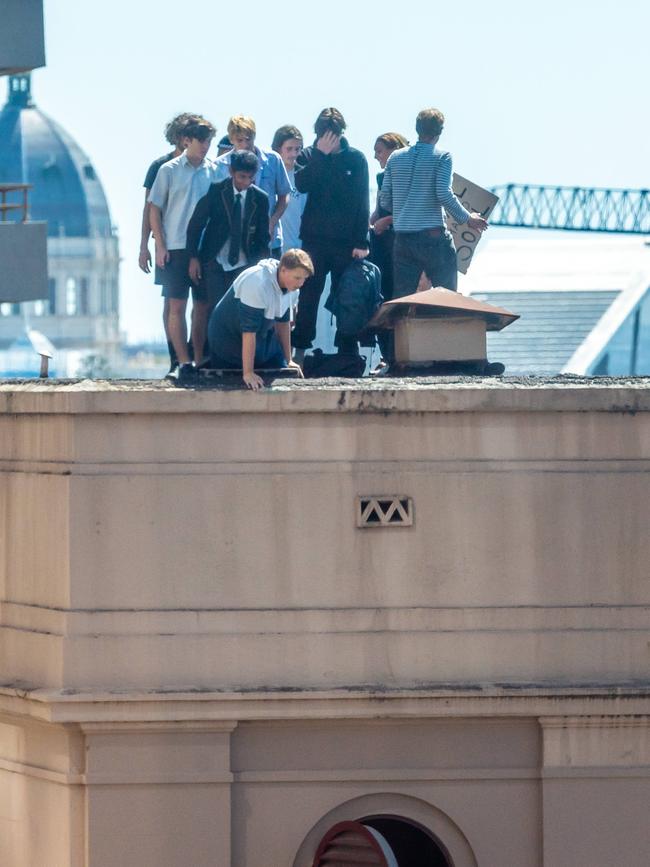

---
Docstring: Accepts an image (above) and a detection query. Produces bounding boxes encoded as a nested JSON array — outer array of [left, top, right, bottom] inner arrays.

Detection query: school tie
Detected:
[[228, 193, 242, 266]]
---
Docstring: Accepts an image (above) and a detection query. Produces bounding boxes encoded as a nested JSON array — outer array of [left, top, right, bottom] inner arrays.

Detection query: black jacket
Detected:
[[294, 137, 369, 249], [186, 179, 270, 263]]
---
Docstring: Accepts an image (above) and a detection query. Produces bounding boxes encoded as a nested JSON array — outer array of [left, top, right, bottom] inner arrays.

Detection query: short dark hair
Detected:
[[415, 109, 444, 139], [230, 149, 259, 174], [164, 113, 205, 147], [183, 119, 216, 142], [314, 107, 346, 138], [271, 124, 303, 154]]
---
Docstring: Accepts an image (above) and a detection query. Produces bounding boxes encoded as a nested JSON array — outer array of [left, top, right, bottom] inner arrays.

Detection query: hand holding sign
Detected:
[[446, 175, 498, 274]]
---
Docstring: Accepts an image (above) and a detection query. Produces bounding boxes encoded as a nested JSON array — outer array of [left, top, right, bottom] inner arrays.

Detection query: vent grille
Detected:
[[313, 822, 389, 866], [357, 496, 414, 528]]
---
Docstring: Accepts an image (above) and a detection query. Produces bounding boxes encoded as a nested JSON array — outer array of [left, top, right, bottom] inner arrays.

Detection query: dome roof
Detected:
[[0, 74, 114, 238]]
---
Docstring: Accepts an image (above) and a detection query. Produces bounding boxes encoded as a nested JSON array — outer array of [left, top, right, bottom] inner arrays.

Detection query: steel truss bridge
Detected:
[[488, 184, 650, 234]]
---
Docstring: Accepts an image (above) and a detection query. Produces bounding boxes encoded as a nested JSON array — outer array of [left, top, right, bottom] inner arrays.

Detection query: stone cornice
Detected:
[[1, 377, 650, 415], [2, 684, 649, 725]]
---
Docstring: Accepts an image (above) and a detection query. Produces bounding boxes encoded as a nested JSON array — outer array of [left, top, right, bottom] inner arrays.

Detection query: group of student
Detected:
[[139, 106, 488, 388]]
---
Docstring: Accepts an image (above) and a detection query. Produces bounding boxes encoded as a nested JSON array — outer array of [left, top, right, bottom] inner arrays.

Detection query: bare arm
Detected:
[[274, 318, 303, 376], [139, 189, 152, 273], [149, 205, 169, 268], [274, 319, 294, 363], [269, 193, 289, 237], [242, 332, 264, 390]]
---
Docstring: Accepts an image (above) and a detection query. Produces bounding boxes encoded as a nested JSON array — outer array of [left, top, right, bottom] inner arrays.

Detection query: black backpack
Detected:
[[302, 349, 366, 378], [325, 259, 383, 345]]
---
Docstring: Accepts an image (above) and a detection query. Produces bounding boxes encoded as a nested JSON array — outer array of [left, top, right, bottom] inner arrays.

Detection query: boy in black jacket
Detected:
[[292, 108, 369, 360], [187, 150, 270, 319]]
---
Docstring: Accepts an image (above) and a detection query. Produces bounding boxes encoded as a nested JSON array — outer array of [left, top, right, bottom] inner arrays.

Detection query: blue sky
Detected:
[[31, 0, 650, 342]]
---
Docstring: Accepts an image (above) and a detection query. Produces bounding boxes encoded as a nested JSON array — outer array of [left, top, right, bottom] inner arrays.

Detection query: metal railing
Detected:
[[489, 184, 650, 234], [0, 183, 32, 222]]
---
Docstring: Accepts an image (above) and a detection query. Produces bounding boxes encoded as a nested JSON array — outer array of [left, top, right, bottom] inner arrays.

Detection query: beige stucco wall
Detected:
[[1, 379, 649, 865]]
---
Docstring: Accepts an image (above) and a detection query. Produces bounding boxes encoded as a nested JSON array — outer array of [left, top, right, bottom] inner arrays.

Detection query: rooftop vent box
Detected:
[[369, 286, 519, 372]]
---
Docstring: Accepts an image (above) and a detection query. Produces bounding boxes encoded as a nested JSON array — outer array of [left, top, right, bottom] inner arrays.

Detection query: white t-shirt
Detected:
[[233, 259, 298, 320], [148, 152, 215, 250]]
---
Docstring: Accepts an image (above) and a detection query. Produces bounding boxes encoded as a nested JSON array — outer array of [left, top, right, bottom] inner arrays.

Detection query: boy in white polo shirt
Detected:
[[149, 119, 216, 382]]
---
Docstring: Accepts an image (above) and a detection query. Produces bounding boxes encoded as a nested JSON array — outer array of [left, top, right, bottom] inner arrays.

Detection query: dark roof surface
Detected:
[[479, 291, 620, 374]]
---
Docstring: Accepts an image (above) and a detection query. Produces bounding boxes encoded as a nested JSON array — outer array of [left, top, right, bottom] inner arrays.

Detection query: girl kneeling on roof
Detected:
[[207, 249, 314, 390]]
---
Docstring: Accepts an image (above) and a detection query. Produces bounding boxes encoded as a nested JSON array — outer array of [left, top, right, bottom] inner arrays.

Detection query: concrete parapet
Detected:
[[1, 378, 649, 865]]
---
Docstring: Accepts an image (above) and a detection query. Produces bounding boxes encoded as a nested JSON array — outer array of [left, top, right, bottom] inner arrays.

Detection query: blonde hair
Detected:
[[227, 115, 256, 141], [279, 249, 314, 276]]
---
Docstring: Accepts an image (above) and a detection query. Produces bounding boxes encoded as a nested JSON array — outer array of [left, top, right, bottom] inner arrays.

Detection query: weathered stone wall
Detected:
[[0, 379, 649, 866]]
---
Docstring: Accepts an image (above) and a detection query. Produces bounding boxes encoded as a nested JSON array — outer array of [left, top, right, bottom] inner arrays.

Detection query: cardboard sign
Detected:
[[447, 174, 499, 274]]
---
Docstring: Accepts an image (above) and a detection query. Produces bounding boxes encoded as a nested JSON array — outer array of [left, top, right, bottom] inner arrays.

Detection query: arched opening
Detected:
[[312, 817, 452, 867], [363, 816, 452, 867], [294, 793, 476, 867]]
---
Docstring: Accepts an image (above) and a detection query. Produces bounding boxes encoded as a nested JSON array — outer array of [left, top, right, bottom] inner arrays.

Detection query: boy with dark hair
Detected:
[[187, 149, 270, 311], [148, 119, 216, 382], [139, 112, 204, 374], [139, 113, 204, 274], [214, 116, 291, 259], [292, 107, 370, 361]]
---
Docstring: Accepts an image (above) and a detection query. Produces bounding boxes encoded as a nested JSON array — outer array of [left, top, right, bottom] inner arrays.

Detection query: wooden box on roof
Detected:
[[369, 287, 518, 366]]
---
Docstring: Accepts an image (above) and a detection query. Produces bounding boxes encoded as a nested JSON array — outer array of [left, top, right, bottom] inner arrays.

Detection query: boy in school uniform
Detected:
[[214, 116, 291, 259], [207, 249, 314, 390], [139, 112, 203, 374], [187, 150, 271, 313], [148, 119, 216, 383]]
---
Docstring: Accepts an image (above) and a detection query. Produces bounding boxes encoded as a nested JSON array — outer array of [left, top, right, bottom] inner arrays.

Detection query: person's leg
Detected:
[[199, 262, 230, 363], [422, 233, 458, 291], [329, 244, 359, 355], [292, 243, 327, 353], [162, 251, 195, 372], [190, 300, 211, 367], [162, 298, 178, 371], [393, 233, 425, 299], [369, 231, 394, 363], [223, 266, 246, 293], [167, 297, 191, 364]]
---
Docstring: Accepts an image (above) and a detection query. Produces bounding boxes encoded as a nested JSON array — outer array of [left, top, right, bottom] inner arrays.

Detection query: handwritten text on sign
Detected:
[[447, 175, 499, 274]]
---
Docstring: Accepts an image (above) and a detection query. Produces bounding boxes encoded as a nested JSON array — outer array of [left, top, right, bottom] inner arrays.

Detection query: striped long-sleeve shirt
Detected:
[[379, 142, 471, 232]]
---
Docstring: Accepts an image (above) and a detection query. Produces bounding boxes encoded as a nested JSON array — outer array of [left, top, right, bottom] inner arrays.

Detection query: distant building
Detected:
[[462, 237, 650, 375], [0, 73, 120, 375]]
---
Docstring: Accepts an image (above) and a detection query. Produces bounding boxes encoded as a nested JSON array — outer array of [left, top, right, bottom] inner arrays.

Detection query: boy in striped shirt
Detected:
[[379, 108, 487, 299]]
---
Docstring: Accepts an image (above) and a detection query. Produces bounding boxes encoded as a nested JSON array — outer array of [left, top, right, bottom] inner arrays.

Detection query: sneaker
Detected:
[[175, 362, 196, 386], [164, 363, 179, 381]]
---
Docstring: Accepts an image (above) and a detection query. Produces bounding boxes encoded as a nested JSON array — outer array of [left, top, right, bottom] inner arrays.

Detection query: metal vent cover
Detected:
[[312, 821, 392, 866], [357, 495, 414, 528]]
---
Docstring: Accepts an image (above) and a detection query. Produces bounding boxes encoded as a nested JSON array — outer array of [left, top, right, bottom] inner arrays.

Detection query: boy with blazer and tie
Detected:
[[187, 150, 271, 313]]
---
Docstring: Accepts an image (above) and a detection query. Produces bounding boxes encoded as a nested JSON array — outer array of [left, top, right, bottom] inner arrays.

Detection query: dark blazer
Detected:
[[186, 179, 270, 263]]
